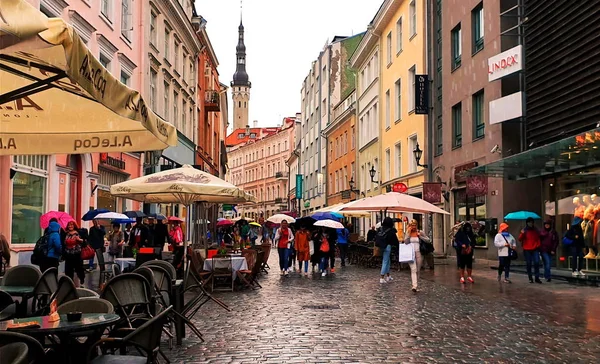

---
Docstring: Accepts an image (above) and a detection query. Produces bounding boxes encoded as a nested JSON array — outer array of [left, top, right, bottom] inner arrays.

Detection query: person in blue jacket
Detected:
[[40, 220, 62, 273], [336, 226, 350, 267]]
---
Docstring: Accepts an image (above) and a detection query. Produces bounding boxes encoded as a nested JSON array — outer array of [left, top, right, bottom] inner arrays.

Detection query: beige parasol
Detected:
[[0, 1, 177, 155], [313, 202, 371, 217], [340, 192, 450, 215]]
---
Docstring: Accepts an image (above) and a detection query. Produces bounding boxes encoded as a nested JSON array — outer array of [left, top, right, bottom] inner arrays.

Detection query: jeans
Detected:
[[380, 245, 392, 276], [523, 249, 540, 280], [541, 252, 553, 279], [498, 256, 511, 279], [338, 243, 348, 265], [278, 248, 290, 271], [319, 256, 328, 272], [571, 246, 584, 272], [300, 260, 308, 273]]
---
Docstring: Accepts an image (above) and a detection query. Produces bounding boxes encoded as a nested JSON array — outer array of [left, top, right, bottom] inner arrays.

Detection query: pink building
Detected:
[[0, 0, 144, 261]]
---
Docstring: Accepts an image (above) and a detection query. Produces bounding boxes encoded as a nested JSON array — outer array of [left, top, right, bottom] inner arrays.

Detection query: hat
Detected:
[[499, 223, 509, 233]]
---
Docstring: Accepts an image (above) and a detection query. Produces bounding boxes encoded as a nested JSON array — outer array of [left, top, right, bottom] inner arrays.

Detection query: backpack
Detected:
[[375, 228, 390, 249], [31, 234, 50, 265], [320, 237, 330, 253]]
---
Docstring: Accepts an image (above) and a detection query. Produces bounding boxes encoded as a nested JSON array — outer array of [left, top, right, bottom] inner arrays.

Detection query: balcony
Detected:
[[204, 90, 220, 112], [275, 171, 289, 180], [274, 197, 284, 204]]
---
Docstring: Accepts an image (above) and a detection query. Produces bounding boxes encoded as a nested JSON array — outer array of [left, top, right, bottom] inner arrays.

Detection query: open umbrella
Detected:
[[340, 192, 449, 215], [217, 218, 226, 222], [267, 214, 296, 224], [124, 211, 146, 219], [148, 213, 167, 221], [40, 211, 75, 229], [113, 218, 135, 224], [0, 1, 177, 155], [82, 208, 110, 221], [216, 220, 233, 227], [249, 222, 261, 227], [168, 216, 185, 223], [504, 211, 541, 220], [314, 219, 345, 229], [94, 212, 129, 220], [312, 212, 342, 221], [295, 216, 316, 228]]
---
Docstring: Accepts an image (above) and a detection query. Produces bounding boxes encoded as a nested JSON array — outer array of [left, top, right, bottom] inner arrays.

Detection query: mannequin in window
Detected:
[[592, 194, 599, 209], [573, 197, 585, 219], [583, 195, 593, 208], [582, 206, 597, 259]]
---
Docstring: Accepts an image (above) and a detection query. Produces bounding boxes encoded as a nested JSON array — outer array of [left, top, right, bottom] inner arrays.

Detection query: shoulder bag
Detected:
[[502, 235, 518, 260], [461, 236, 473, 255]]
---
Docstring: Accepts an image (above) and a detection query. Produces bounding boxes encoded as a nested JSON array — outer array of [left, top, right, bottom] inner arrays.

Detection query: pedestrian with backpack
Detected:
[[376, 217, 400, 284], [39, 220, 62, 273]]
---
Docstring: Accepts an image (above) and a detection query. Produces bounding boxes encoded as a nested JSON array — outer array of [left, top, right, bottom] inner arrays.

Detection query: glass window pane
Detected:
[[12, 172, 46, 244]]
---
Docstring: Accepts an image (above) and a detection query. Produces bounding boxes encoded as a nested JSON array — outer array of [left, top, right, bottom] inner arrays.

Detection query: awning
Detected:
[[0, 0, 177, 155], [467, 127, 600, 180]]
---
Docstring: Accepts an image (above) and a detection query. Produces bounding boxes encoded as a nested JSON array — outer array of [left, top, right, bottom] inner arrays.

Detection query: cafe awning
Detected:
[[0, 0, 177, 155], [466, 127, 600, 180]]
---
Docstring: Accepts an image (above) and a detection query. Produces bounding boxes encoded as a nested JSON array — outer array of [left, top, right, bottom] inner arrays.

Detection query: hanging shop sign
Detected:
[[392, 182, 408, 193], [99, 153, 125, 170], [414, 74, 429, 115], [488, 45, 523, 82], [466, 175, 488, 197], [454, 162, 479, 183], [422, 182, 443, 204]]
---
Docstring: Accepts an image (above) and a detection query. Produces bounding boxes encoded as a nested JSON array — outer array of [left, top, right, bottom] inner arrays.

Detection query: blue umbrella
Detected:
[[82, 208, 109, 221], [148, 212, 167, 220], [113, 218, 136, 224], [504, 211, 541, 220], [312, 212, 342, 221]]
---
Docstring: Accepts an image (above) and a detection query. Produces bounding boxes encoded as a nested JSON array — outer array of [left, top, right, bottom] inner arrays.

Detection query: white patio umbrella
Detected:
[[94, 212, 129, 220], [314, 219, 344, 229], [0, 0, 177, 155], [340, 192, 450, 215], [267, 214, 296, 224]]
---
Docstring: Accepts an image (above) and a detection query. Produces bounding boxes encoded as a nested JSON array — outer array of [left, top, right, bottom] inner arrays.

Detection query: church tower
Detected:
[[231, 15, 251, 131]]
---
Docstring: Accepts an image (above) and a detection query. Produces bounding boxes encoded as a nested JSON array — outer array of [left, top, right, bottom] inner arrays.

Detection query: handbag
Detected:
[[419, 238, 435, 254], [461, 236, 473, 255], [373, 246, 382, 257], [309, 240, 315, 256], [398, 243, 415, 263], [501, 235, 518, 260], [81, 245, 95, 260]]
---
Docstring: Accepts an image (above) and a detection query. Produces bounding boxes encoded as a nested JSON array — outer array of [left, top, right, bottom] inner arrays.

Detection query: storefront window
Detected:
[[97, 189, 117, 211], [11, 172, 46, 244], [454, 189, 487, 246]]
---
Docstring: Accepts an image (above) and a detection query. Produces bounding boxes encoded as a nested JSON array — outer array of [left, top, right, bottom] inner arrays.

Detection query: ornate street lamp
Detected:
[[413, 142, 428, 168], [348, 176, 359, 192], [369, 165, 379, 184]]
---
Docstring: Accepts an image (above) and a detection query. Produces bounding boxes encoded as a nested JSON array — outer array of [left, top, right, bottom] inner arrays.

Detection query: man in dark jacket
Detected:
[[539, 219, 558, 281], [566, 217, 585, 277], [88, 219, 106, 271], [378, 217, 399, 284], [129, 217, 150, 248], [152, 219, 169, 258], [367, 226, 377, 243]]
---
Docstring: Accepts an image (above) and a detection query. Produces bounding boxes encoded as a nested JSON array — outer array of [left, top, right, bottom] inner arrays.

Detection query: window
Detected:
[[451, 24, 462, 69], [174, 40, 180, 73], [120, 71, 130, 86], [335, 138, 339, 159], [182, 100, 187, 135], [121, 0, 131, 39], [101, 0, 110, 19], [385, 149, 391, 181], [409, 0, 417, 37], [473, 90, 485, 139], [385, 89, 391, 128], [472, 3, 484, 54], [408, 136, 417, 173], [150, 68, 157, 110], [163, 81, 169, 118], [386, 32, 392, 65], [394, 79, 402, 120], [99, 54, 111, 73], [396, 17, 403, 54], [435, 115, 443, 155], [395, 143, 402, 177], [351, 127, 355, 149], [329, 141, 333, 159], [344, 132, 348, 154], [11, 156, 48, 244], [408, 66, 415, 112], [164, 28, 170, 59], [150, 11, 157, 45], [173, 91, 179, 129], [452, 102, 462, 148], [182, 52, 188, 79], [343, 167, 348, 191]]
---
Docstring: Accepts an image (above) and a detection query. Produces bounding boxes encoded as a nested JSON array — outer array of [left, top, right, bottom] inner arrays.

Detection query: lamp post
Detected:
[[369, 165, 380, 184], [413, 142, 428, 168], [348, 176, 359, 198]]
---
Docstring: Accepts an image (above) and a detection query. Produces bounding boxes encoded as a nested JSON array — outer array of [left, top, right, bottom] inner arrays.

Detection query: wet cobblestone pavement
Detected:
[[164, 255, 600, 363]]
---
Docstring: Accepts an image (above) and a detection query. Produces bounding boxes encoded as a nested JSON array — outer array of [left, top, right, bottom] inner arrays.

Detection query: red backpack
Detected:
[[320, 237, 330, 253]]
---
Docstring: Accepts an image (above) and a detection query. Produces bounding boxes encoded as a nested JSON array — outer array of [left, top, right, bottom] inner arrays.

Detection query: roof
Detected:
[[225, 127, 280, 147]]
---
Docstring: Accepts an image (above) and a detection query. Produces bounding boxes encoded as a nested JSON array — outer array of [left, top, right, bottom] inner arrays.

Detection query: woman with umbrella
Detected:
[[274, 219, 294, 276]]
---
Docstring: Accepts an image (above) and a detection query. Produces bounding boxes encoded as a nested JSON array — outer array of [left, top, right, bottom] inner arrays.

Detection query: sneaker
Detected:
[[503, 279, 512, 283], [579, 270, 586, 277], [529, 279, 534, 283], [285, 272, 289, 277], [460, 277, 465, 284], [322, 272, 326, 277], [280, 270, 285, 276], [330, 268, 335, 273], [412, 287, 418, 292], [546, 278, 551, 282], [535, 279, 543, 284], [572, 271, 579, 277], [386, 275, 393, 282], [467, 277, 474, 284], [380, 278, 387, 284]]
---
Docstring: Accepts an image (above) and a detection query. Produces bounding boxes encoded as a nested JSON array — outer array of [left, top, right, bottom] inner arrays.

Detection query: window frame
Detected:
[[121, 0, 131, 40], [408, 66, 415, 112], [385, 89, 391, 129], [395, 78, 402, 121], [396, 17, 403, 55], [472, 2, 484, 54], [452, 102, 463, 148], [409, 0, 417, 38], [472, 90, 485, 140], [386, 31, 392, 66], [150, 11, 157, 46], [451, 24, 462, 70]]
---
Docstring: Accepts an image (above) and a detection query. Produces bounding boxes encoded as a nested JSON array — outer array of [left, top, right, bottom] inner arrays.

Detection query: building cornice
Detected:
[[97, 34, 118, 58], [68, 10, 96, 43], [118, 52, 137, 75], [41, 0, 68, 17]]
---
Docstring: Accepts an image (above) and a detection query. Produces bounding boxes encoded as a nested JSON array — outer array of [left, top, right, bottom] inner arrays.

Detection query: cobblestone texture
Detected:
[[164, 255, 600, 363]]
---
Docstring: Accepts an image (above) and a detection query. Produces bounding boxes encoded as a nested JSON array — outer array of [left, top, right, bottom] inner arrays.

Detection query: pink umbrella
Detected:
[[168, 216, 185, 223], [40, 211, 76, 229], [340, 192, 450, 215], [216, 220, 233, 227]]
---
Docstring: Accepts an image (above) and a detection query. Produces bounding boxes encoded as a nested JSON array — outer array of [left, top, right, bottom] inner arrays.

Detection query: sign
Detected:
[[317, 173, 324, 195], [489, 92, 523, 125], [304, 201, 310, 208], [100, 153, 126, 170], [466, 175, 488, 196], [454, 162, 478, 183], [392, 182, 408, 193], [341, 190, 351, 199], [414, 74, 429, 115], [222, 204, 233, 211], [295, 174, 303, 199], [423, 182, 442, 204], [488, 45, 523, 81]]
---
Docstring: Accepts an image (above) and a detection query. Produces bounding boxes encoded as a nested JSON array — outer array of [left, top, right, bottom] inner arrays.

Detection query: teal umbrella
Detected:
[[504, 211, 541, 220]]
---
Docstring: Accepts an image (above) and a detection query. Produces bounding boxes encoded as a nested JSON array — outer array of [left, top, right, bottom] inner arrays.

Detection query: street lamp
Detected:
[[369, 166, 379, 184], [413, 142, 428, 168], [348, 176, 359, 192]]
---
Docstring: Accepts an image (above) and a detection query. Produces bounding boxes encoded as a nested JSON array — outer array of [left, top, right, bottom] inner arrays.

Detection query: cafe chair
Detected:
[[76, 287, 100, 299], [0, 331, 51, 364], [0, 342, 29, 364], [111, 264, 122, 277], [0, 290, 16, 321], [100, 273, 154, 330], [1, 265, 41, 287], [57, 298, 114, 315], [51, 276, 79, 307], [96, 249, 117, 287], [237, 249, 261, 290], [87, 306, 172, 364], [260, 243, 272, 273], [31, 268, 58, 314], [181, 259, 230, 320], [140, 260, 176, 282], [211, 255, 233, 292], [190, 250, 213, 287]]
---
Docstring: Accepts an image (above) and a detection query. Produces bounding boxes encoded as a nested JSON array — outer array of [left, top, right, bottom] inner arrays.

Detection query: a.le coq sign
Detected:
[[392, 183, 408, 193], [488, 45, 523, 82]]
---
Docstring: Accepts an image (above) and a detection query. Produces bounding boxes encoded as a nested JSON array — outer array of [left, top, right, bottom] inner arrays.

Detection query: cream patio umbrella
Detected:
[[340, 192, 450, 215], [0, 0, 177, 155]]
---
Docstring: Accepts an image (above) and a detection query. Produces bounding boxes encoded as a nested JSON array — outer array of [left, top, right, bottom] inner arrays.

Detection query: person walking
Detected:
[[274, 220, 294, 276], [404, 219, 429, 291], [454, 222, 476, 284], [310, 228, 323, 274], [519, 217, 542, 283], [64, 221, 86, 286], [153, 219, 169, 250], [169, 221, 185, 275], [295, 225, 311, 276], [494, 223, 516, 283], [326, 228, 337, 273], [565, 217, 586, 277], [87, 219, 105, 271], [318, 229, 332, 277], [107, 223, 125, 260], [377, 217, 399, 284], [336, 225, 350, 267], [40, 220, 62, 273], [539, 219, 559, 282]]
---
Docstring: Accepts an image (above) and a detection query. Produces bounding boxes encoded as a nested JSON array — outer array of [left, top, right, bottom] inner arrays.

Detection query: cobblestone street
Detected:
[[165, 255, 600, 363]]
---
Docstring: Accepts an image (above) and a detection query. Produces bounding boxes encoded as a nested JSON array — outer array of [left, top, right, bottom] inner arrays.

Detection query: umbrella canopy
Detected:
[[110, 165, 255, 205], [216, 220, 233, 227], [94, 212, 129, 220], [113, 218, 135, 224], [313, 202, 371, 217], [40, 211, 75, 229], [123, 211, 145, 219], [314, 219, 344, 229], [340, 192, 450, 215], [504, 211, 541, 220], [217, 218, 226, 222], [82, 208, 110, 221], [312, 211, 342, 221], [168, 216, 184, 223], [0, 2, 177, 155], [295, 216, 316, 228], [267, 214, 296, 224], [147, 213, 167, 221], [249, 222, 261, 227]]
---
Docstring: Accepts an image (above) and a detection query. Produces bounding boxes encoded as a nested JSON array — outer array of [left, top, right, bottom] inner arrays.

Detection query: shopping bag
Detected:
[[309, 240, 314, 256], [398, 243, 415, 263]]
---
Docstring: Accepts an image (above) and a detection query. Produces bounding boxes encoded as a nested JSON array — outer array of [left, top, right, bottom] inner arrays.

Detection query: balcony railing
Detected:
[[204, 90, 220, 112], [275, 171, 289, 179]]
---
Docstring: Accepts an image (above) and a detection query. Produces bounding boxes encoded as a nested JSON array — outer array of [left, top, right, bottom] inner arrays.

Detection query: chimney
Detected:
[[253, 120, 258, 127]]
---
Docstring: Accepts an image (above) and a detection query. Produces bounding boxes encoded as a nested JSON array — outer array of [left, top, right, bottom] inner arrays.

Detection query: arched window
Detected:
[[277, 186, 280, 198], [238, 101, 241, 108], [244, 102, 247, 108]]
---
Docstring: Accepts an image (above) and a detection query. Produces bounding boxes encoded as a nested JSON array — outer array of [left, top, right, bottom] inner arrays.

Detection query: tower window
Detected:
[[244, 102, 246, 108], [239, 101, 241, 108]]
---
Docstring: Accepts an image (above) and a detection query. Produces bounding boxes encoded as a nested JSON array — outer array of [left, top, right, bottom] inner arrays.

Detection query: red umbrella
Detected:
[[40, 211, 76, 229], [216, 220, 233, 227], [168, 216, 185, 223]]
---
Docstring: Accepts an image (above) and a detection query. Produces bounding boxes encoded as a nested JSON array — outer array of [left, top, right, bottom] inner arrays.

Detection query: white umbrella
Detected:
[[314, 219, 344, 229], [341, 192, 450, 215], [94, 212, 129, 220], [267, 214, 296, 224]]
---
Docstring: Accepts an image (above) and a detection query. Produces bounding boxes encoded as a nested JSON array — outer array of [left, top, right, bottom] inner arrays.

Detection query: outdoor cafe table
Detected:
[[114, 258, 136, 272], [203, 256, 248, 278], [0, 285, 35, 317]]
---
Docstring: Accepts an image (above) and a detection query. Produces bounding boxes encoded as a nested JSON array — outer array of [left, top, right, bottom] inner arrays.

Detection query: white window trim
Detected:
[[41, 0, 68, 17], [118, 52, 137, 77], [68, 10, 96, 44]]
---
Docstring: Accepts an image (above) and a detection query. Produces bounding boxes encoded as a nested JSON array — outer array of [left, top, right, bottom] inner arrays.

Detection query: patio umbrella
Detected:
[[82, 208, 110, 221], [312, 212, 343, 221], [314, 219, 345, 229], [124, 211, 146, 219], [504, 211, 541, 220], [216, 220, 233, 227], [0, 1, 177, 155], [94, 212, 129, 220], [267, 214, 296, 224], [340, 192, 450, 215], [168, 216, 185, 223], [40, 210, 75, 229]]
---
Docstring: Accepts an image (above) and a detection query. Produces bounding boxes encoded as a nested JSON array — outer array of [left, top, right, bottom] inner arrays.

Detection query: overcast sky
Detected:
[[195, 0, 383, 133]]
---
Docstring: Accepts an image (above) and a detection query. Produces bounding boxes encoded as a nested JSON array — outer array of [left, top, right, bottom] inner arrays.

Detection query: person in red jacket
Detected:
[[519, 217, 542, 284]]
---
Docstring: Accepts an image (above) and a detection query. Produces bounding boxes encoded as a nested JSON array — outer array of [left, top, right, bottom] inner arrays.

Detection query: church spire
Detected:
[[232, 1, 250, 87]]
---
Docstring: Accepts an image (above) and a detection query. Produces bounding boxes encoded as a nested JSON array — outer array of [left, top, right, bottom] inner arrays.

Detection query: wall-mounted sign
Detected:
[[295, 174, 303, 199], [489, 92, 523, 125], [414, 74, 429, 115], [488, 45, 523, 82], [100, 153, 125, 170], [341, 190, 351, 199], [466, 175, 488, 197], [454, 161, 479, 183], [304, 201, 310, 208], [392, 182, 408, 193]]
